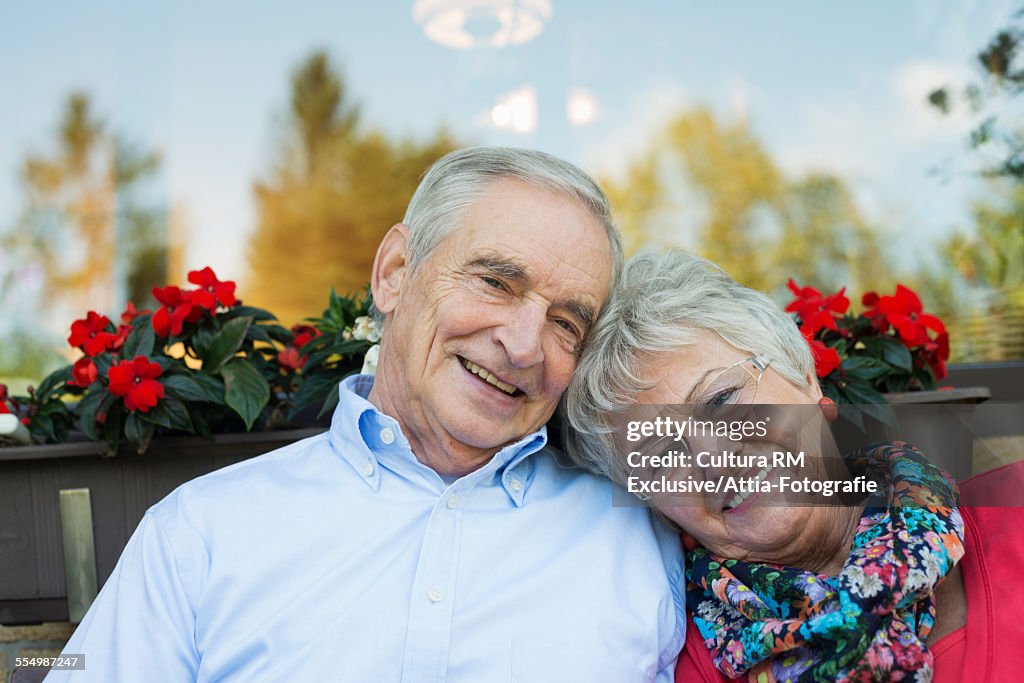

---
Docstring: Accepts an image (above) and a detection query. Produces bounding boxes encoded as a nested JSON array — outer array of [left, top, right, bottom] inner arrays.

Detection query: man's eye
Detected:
[[554, 319, 580, 337], [481, 276, 505, 290]]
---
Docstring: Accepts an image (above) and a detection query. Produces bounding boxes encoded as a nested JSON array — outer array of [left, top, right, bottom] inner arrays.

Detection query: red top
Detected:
[[675, 459, 1024, 682]]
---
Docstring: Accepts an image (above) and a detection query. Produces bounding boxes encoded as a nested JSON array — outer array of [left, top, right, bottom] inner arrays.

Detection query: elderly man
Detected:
[[46, 148, 684, 682]]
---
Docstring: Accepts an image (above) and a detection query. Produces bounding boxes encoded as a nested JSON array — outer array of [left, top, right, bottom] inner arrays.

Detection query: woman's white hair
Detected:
[[372, 146, 622, 324], [561, 248, 815, 481]]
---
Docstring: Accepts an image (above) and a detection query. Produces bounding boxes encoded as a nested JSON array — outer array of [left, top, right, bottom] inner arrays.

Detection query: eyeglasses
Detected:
[[693, 355, 772, 420]]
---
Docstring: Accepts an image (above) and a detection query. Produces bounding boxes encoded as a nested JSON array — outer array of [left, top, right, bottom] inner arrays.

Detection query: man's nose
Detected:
[[494, 302, 546, 368]]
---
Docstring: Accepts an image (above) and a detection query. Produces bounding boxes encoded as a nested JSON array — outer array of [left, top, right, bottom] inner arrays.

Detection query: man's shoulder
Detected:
[[528, 446, 683, 561], [146, 431, 337, 527]]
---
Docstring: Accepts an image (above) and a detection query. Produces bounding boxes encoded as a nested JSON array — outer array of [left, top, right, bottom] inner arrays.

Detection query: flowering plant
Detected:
[[3, 269, 376, 454], [786, 280, 950, 406]]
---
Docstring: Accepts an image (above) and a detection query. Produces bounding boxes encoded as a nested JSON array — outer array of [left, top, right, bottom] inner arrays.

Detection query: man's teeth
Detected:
[[461, 359, 517, 395], [725, 466, 772, 509]]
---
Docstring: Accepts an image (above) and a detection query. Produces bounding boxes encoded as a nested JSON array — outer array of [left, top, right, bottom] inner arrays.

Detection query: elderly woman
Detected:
[[563, 249, 1024, 682]]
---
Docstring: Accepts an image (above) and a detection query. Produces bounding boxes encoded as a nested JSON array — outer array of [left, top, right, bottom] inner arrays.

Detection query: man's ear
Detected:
[[371, 223, 410, 315]]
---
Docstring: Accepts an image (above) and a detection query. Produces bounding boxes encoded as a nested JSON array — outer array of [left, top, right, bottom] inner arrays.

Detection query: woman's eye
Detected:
[[704, 388, 736, 413]]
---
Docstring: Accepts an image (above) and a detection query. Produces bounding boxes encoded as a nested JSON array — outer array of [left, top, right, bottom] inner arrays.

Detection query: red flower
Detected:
[[120, 301, 150, 324], [785, 279, 850, 335], [291, 324, 320, 349], [68, 311, 115, 356], [0, 400, 8, 415], [874, 284, 946, 347], [152, 286, 200, 337], [277, 324, 322, 371], [68, 358, 99, 388], [920, 332, 950, 381], [109, 324, 132, 351], [803, 331, 842, 378], [277, 346, 304, 371], [107, 356, 165, 413], [188, 267, 237, 311]]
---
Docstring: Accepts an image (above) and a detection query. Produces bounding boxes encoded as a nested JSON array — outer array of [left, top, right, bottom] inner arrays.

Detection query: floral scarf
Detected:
[[685, 442, 965, 682]]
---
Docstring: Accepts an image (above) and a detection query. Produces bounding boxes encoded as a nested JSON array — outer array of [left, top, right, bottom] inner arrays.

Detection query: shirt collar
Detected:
[[328, 375, 548, 505]]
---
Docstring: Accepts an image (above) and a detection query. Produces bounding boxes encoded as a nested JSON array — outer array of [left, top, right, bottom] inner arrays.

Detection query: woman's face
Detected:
[[630, 331, 852, 568]]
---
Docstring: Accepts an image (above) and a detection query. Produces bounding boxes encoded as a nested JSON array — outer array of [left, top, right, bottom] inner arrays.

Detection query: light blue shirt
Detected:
[[48, 376, 684, 682]]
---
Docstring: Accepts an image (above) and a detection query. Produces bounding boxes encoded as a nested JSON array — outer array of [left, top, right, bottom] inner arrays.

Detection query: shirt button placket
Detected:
[[399, 488, 463, 682]]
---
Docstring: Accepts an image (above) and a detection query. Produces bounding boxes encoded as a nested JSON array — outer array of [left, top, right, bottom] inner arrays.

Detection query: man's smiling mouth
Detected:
[[460, 358, 520, 396]]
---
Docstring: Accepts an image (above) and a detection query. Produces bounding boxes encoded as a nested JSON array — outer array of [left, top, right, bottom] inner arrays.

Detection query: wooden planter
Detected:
[[0, 428, 322, 625], [882, 387, 991, 482]]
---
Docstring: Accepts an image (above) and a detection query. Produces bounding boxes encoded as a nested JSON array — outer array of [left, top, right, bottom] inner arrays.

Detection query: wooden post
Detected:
[[59, 488, 98, 624]]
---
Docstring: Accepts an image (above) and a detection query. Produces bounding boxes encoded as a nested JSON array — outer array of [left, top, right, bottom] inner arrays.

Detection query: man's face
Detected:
[[372, 178, 612, 473]]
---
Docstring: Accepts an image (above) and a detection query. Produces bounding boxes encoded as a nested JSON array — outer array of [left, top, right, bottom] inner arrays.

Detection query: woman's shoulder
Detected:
[[675, 613, 732, 683], [959, 458, 1024, 507]]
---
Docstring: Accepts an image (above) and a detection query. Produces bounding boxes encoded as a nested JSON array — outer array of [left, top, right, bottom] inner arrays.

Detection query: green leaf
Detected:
[[35, 365, 73, 400], [122, 320, 155, 359], [76, 387, 106, 441], [223, 305, 277, 322], [163, 397, 194, 432], [221, 358, 270, 430], [317, 382, 342, 419], [92, 354, 114, 381], [139, 403, 173, 429], [33, 414, 57, 442], [880, 337, 913, 371], [190, 326, 215, 357], [246, 325, 272, 344], [303, 339, 370, 370], [104, 406, 123, 454], [190, 373, 227, 403], [163, 374, 214, 402], [204, 316, 252, 373], [263, 324, 293, 344], [842, 380, 886, 405], [125, 413, 155, 453], [289, 371, 343, 418], [841, 356, 889, 381]]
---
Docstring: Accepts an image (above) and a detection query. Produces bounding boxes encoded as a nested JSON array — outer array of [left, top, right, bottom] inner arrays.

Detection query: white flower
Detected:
[[904, 568, 931, 594], [696, 599, 726, 624], [921, 551, 944, 581], [845, 565, 884, 598], [352, 316, 381, 343], [361, 344, 380, 376]]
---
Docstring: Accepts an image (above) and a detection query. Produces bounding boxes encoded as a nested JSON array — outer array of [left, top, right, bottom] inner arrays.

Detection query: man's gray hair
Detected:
[[372, 146, 622, 324], [561, 248, 815, 481]]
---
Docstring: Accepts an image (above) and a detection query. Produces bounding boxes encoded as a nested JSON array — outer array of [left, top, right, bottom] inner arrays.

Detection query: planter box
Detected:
[[0, 428, 322, 625], [881, 387, 991, 482]]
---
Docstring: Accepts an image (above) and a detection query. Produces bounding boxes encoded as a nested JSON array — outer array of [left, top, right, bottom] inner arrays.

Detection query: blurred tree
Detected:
[[0, 92, 168, 383], [941, 182, 1024, 359], [928, 7, 1024, 180], [8, 92, 167, 313], [926, 7, 1024, 360], [247, 51, 457, 325], [603, 107, 891, 296]]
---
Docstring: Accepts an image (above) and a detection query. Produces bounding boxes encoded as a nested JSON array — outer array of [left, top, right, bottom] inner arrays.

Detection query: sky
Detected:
[[0, 0, 1016, 301]]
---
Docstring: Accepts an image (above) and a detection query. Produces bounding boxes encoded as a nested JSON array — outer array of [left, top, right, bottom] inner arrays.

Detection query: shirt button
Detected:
[[447, 494, 458, 509], [362, 463, 375, 477], [427, 586, 444, 602], [509, 479, 523, 492], [380, 428, 395, 445]]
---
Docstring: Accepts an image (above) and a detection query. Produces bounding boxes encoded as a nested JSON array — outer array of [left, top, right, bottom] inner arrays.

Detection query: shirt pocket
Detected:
[[510, 637, 650, 683]]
